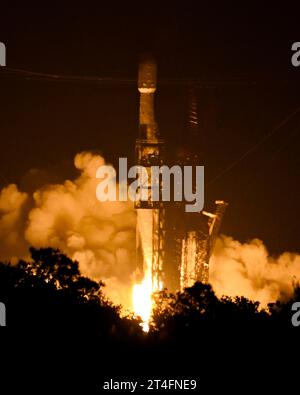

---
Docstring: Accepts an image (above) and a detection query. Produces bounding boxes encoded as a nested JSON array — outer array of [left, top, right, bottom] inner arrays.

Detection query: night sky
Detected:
[[0, 3, 299, 254]]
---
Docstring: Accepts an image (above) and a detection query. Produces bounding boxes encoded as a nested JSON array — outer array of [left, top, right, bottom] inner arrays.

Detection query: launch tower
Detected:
[[135, 57, 228, 294]]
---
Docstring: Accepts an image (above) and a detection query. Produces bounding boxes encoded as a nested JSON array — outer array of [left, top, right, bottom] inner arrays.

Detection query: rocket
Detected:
[[135, 55, 164, 209], [135, 54, 166, 291], [138, 54, 158, 142]]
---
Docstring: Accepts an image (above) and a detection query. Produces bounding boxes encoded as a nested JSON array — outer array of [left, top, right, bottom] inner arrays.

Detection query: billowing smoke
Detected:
[[0, 152, 136, 310], [0, 184, 29, 262], [210, 235, 300, 307], [0, 151, 300, 310]]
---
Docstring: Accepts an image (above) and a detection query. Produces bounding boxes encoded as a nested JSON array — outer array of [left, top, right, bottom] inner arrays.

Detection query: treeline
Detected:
[[0, 247, 298, 393], [0, 247, 298, 337]]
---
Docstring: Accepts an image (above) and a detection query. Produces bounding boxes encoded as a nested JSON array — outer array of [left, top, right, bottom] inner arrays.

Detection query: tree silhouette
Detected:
[[0, 249, 299, 392], [0, 247, 141, 341], [151, 281, 293, 338], [1, 250, 299, 338]]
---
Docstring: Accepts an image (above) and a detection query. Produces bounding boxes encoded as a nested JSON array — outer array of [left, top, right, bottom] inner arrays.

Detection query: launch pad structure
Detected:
[[135, 55, 228, 293]]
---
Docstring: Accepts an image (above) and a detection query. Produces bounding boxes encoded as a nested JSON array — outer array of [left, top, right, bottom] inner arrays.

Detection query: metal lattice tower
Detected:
[[180, 201, 228, 290], [178, 87, 228, 290]]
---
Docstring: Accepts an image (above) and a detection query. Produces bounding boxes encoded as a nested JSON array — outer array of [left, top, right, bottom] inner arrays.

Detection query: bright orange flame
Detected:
[[132, 271, 152, 332], [133, 209, 158, 331]]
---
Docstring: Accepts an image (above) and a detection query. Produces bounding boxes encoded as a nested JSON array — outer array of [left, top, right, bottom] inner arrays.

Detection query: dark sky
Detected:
[[0, 3, 299, 254]]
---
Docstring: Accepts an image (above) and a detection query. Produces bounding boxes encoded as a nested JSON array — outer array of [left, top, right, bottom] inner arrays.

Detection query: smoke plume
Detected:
[[0, 151, 299, 310], [0, 152, 136, 310], [210, 236, 300, 307]]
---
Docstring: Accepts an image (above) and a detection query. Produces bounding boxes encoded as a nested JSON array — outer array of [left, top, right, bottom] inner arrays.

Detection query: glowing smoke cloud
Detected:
[[0, 151, 300, 309], [210, 235, 300, 307], [0, 152, 136, 310]]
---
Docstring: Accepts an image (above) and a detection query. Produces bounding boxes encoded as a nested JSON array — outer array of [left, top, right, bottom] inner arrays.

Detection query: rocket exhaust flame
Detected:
[[133, 209, 156, 331], [132, 273, 152, 332]]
